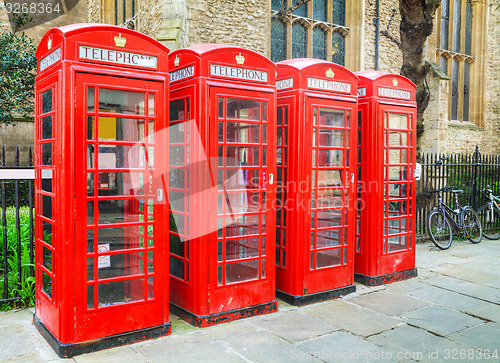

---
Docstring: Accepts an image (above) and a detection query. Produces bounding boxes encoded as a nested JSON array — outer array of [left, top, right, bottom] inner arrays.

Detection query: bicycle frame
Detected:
[[435, 192, 465, 230], [483, 191, 500, 221]]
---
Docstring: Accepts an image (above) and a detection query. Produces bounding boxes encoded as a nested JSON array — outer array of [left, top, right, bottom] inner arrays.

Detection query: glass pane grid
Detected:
[[310, 107, 348, 270], [216, 96, 266, 286], [86, 86, 157, 309], [276, 106, 288, 269]]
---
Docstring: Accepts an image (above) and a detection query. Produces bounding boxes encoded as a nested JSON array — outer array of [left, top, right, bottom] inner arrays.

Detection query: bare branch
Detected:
[[380, 9, 402, 49], [273, 0, 312, 18]]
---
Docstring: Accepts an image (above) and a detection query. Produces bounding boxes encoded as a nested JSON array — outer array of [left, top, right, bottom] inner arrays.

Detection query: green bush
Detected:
[[0, 206, 35, 311]]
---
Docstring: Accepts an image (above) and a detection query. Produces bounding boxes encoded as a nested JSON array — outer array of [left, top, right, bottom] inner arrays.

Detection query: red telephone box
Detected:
[[274, 59, 357, 305], [167, 45, 277, 326], [355, 71, 417, 286], [34, 24, 170, 357]]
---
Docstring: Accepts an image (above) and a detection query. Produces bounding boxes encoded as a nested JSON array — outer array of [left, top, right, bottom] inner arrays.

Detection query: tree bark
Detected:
[[399, 0, 441, 136]]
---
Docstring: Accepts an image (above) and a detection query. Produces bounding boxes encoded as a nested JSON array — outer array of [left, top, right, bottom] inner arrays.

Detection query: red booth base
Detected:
[[276, 285, 356, 306], [170, 300, 278, 327], [354, 268, 418, 287], [34, 315, 171, 358]]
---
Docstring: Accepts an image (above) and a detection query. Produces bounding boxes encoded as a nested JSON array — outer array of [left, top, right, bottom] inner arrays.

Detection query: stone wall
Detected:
[[363, 0, 402, 73], [186, 0, 268, 55], [0, 120, 34, 166], [483, 3, 500, 155]]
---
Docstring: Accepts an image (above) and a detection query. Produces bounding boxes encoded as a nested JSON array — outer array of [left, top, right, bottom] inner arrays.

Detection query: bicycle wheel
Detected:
[[462, 207, 482, 244], [427, 210, 453, 249], [476, 205, 500, 240]]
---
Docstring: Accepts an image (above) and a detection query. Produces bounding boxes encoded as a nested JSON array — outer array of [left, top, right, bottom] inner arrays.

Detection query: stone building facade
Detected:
[[0, 0, 499, 158]]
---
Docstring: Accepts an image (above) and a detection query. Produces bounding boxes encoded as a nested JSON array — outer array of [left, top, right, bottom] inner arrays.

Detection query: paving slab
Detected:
[[384, 279, 428, 293], [223, 329, 320, 362], [430, 264, 499, 284], [136, 331, 246, 363], [302, 299, 400, 337], [423, 275, 500, 304], [367, 324, 473, 363], [203, 318, 262, 341], [296, 331, 399, 363], [0, 324, 38, 361], [0, 309, 33, 327], [449, 322, 500, 353], [401, 305, 484, 337], [74, 346, 145, 363], [249, 309, 339, 343], [408, 285, 485, 312], [465, 303, 500, 323], [347, 290, 430, 316]]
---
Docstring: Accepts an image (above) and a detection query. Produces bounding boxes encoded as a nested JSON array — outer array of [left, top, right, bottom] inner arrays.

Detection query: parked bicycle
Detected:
[[476, 183, 500, 240], [427, 186, 482, 249]]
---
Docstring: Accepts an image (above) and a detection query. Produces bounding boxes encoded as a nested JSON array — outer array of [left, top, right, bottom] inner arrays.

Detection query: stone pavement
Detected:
[[1, 239, 500, 363]]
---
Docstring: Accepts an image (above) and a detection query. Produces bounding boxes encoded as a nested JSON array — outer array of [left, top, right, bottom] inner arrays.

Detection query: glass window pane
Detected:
[[271, 19, 287, 63], [226, 99, 260, 120], [98, 117, 145, 142], [271, 0, 282, 11], [463, 61, 470, 121], [226, 122, 260, 143], [99, 88, 145, 115], [225, 260, 259, 284], [96, 172, 144, 196], [313, 0, 327, 21], [313, 27, 327, 60], [318, 129, 344, 147], [41, 143, 52, 165], [88, 87, 95, 112], [292, 0, 307, 16], [42, 89, 52, 114], [148, 94, 155, 116], [226, 238, 259, 260], [452, 0, 461, 52], [387, 113, 408, 129], [387, 131, 408, 147], [440, 0, 450, 49], [98, 278, 145, 307], [170, 99, 185, 121], [332, 32, 345, 66], [316, 248, 341, 268], [41, 116, 52, 140], [332, 0, 346, 25], [292, 23, 307, 58], [451, 58, 459, 120], [319, 108, 344, 127]]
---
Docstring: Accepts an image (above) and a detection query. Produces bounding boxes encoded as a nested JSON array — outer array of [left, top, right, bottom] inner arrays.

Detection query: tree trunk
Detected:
[[399, 0, 441, 136]]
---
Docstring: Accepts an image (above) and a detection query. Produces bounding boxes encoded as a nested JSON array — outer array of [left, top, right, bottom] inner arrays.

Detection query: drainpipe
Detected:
[[374, 0, 380, 70]]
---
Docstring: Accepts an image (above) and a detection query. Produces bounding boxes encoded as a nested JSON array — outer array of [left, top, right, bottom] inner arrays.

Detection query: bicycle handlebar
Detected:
[[481, 182, 497, 193]]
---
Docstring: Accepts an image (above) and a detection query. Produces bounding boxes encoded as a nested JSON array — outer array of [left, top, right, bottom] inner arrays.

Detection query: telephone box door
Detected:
[[380, 105, 416, 262], [304, 97, 356, 292], [208, 86, 276, 313], [74, 73, 166, 340]]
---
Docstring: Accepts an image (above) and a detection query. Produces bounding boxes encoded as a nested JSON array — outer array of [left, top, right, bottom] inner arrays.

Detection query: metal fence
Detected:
[[416, 146, 500, 240], [1, 146, 35, 304]]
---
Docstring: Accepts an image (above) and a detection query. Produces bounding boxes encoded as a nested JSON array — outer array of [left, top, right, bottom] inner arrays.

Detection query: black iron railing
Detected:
[[416, 146, 500, 240], [0, 145, 34, 304]]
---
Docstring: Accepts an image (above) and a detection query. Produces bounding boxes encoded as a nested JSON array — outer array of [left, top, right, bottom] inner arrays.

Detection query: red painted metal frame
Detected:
[[275, 59, 358, 305], [167, 45, 277, 326], [34, 24, 170, 356], [355, 71, 417, 286]]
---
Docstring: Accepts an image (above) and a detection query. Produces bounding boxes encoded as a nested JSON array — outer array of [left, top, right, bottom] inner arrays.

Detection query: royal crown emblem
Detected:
[[114, 33, 126, 47], [174, 55, 180, 67], [392, 78, 398, 87], [47, 36, 52, 50], [235, 53, 245, 65], [326, 68, 335, 78]]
